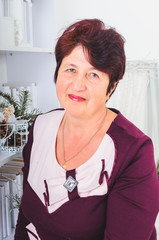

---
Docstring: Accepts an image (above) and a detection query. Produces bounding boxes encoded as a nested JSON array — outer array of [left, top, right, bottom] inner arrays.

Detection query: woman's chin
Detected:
[[64, 105, 86, 118]]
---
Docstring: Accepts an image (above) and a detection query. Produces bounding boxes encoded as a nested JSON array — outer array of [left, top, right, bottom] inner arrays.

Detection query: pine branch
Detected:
[[0, 90, 19, 115], [21, 108, 40, 127], [0, 102, 8, 110], [0, 89, 40, 126], [16, 90, 31, 117]]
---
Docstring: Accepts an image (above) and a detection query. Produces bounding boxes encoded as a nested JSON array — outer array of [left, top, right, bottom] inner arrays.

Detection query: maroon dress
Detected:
[[15, 109, 159, 240]]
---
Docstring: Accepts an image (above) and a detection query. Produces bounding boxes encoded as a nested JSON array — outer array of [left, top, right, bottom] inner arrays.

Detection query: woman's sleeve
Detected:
[[14, 120, 36, 240], [104, 139, 159, 240]]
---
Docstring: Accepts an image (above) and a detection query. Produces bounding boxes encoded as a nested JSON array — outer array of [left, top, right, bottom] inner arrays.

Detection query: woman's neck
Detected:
[[64, 107, 108, 138]]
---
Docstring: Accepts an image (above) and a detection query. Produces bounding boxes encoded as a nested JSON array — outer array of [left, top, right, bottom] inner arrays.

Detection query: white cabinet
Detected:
[[0, 0, 57, 113], [0, 47, 53, 84], [0, 0, 54, 84], [0, 152, 17, 167]]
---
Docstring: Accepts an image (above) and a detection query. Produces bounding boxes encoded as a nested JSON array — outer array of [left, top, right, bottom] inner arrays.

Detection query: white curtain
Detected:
[[107, 61, 159, 164]]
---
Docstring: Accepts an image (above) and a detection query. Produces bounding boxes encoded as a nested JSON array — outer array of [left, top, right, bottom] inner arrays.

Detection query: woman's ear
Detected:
[[111, 80, 119, 94], [106, 81, 119, 102]]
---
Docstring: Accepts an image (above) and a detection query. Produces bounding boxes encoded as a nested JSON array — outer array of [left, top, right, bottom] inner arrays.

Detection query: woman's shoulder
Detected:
[[108, 108, 152, 145], [37, 108, 64, 119], [28, 108, 65, 138], [34, 108, 64, 125], [107, 109, 155, 186]]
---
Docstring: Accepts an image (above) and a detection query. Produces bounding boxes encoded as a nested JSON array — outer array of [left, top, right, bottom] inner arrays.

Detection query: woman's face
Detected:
[[56, 45, 110, 119]]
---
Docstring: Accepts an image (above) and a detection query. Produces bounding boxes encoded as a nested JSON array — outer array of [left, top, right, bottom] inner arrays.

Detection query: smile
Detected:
[[68, 94, 86, 102]]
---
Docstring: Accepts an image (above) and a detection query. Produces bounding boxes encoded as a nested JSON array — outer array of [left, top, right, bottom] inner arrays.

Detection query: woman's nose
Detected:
[[71, 74, 86, 91]]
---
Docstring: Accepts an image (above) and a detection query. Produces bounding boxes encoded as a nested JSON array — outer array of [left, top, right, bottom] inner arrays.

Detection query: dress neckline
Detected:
[[54, 108, 119, 172]]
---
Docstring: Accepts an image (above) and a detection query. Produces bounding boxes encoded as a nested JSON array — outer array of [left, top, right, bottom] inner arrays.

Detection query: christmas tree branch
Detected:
[[16, 90, 31, 117], [0, 90, 19, 115], [0, 90, 40, 126]]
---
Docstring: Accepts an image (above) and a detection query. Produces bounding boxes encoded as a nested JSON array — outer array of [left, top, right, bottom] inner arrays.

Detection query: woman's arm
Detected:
[[104, 139, 159, 240]]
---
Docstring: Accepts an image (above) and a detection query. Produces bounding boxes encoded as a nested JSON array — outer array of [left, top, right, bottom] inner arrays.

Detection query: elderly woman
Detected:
[[15, 19, 159, 240]]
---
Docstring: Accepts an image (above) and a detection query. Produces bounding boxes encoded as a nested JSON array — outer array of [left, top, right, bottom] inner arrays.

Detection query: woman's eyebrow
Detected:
[[89, 67, 97, 71], [63, 63, 77, 68]]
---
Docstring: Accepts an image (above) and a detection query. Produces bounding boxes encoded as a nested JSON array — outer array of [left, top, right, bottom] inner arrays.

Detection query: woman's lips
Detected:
[[68, 94, 86, 102]]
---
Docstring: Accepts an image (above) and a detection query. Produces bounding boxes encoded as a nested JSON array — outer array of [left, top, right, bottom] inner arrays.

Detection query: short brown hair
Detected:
[[54, 18, 126, 94]]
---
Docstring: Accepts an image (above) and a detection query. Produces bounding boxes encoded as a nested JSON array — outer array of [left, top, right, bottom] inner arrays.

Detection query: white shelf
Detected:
[[0, 152, 18, 167], [0, 46, 54, 54]]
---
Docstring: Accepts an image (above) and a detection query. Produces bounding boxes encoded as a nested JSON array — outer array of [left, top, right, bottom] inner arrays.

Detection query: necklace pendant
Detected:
[[63, 176, 78, 192]]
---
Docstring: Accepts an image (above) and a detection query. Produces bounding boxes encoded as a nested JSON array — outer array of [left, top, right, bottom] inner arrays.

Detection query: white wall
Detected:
[[7, 0, 60, 113], [6, 52, 59, 112], [53, 0, 159, 61], [6, 0, 159, 113]]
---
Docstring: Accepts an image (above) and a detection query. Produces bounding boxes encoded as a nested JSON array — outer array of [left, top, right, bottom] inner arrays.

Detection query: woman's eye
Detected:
[[87, 72, 100, 84], [90, 73, 99, 78], [67, 68, 75, 73]]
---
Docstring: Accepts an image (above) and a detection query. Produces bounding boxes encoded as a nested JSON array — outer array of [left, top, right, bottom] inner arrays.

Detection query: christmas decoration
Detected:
[[0, 89, 40, 127], [0, 89, 40, 152]]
